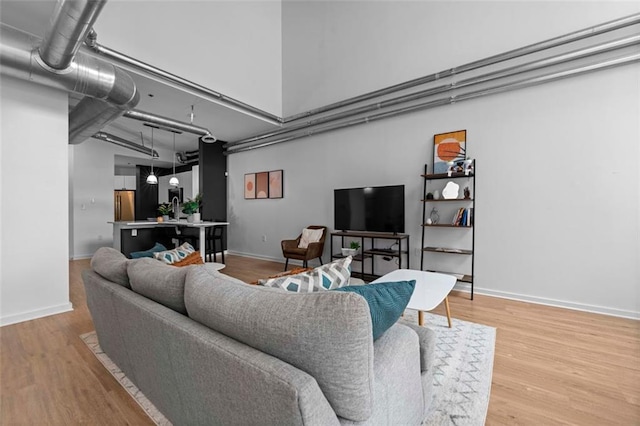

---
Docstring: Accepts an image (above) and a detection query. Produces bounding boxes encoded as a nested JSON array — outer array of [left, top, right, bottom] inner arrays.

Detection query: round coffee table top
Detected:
[[371, 269, 457, 311]]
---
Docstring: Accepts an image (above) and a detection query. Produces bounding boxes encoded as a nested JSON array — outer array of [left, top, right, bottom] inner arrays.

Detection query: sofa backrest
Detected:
[[91, 247, 131, 288], [127, 257, 190, 314], [184, 267, 375, 422]]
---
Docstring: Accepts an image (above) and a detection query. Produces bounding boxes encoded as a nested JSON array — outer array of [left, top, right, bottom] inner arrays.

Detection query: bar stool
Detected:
[[205, 220, 225, 263]]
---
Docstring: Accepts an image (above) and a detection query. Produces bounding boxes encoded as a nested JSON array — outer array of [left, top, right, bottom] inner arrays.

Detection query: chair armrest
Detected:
[[305, 241, 324, 258], [398, 319, 436, 373], [281, 239, 300, 251]]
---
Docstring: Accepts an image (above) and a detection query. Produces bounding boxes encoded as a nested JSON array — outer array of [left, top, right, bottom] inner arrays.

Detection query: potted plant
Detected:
[[182, 193, 202, 223], [157, 203, 172, 222], [341, 240, 360, 257]]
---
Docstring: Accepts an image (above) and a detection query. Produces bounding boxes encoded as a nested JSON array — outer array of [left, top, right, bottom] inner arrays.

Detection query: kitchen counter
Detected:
[[110, 220, 229, 261]]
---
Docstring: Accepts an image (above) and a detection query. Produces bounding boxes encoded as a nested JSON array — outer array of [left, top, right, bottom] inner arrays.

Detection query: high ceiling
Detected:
[[0, 0, 280, 163]]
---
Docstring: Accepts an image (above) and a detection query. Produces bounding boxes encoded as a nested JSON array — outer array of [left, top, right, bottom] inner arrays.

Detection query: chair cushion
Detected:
[[153, 242, 195, 264], [129, 242, 167, 259], [127, 257, 189, 314], [333, 280, 416, 340], [90, 247, 131, 288], [259, 257, 352, 292], [298, 227, 324, 248], [185, 267, 374, 421]]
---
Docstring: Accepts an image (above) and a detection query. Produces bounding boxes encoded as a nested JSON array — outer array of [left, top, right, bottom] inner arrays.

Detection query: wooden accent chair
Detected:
[[281, 226, 327, 271]]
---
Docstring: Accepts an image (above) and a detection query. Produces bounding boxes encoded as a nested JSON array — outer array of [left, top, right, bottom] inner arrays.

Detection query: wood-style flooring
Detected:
[[1, 255, 638, 425]]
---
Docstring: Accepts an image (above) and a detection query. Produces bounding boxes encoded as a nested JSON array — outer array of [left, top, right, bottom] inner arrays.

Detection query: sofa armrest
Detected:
[[398, 319, 436, 373]]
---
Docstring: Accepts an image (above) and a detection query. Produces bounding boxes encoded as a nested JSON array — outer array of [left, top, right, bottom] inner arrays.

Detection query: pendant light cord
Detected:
[[172, 132, 176, 175]]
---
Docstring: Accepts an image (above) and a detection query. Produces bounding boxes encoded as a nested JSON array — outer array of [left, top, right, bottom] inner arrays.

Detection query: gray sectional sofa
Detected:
[[83, 247, 437, 425]]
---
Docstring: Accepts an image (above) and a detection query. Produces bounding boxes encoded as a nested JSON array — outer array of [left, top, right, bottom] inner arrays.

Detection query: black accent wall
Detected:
[[136, 166, 159, 220], [199, 141, 227, 222]]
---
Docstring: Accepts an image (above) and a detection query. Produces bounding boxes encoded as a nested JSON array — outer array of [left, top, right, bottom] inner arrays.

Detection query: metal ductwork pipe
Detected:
[[123, 109, 216, 143], [0, 0, 139, 145], [176, 150, 199, 164], [39, 0, 107, 70], [92, 132, 158, 157]]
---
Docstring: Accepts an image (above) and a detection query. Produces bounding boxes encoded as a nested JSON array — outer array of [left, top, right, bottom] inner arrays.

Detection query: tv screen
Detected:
[[334, 185, 405, 233]]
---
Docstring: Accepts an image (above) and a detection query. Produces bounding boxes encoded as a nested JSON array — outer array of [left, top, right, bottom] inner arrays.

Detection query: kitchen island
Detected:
[[110, 220, 229, 261]]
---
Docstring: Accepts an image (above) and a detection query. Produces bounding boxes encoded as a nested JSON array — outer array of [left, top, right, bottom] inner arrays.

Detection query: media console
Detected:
[[330, 231, 410, 282]]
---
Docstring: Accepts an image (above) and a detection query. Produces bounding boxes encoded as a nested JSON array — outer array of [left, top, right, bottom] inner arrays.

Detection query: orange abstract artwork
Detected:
[[244, 174, 255, 199], [256, 172, 268, 199], [434, 130, 466, 174]]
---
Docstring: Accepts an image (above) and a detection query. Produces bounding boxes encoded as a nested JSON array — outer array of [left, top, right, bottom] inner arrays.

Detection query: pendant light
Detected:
[[145, 128, 158, 184], [169, 131, 179, 187]]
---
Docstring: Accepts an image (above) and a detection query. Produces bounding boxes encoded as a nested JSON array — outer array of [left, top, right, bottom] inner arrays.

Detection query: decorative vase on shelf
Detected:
[[187, 214, 194, 223], [341, 248, 357, 257], [192, 212, 201, 223], [162, 215, 170, 222]]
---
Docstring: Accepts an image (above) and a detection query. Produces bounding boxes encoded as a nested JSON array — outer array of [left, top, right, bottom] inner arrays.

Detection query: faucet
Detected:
[[171, 196, 180, 220]]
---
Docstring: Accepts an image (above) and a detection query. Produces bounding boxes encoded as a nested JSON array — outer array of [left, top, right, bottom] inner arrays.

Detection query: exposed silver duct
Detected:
[[282, 13, 640, 123], [39, 0, 107, 70], [92, 132, 159, 157], [0, 3, 139, 145], [227, 34, 640, 148], [123, 109, 216, 143], [85, 30, 282, 126], [227, 53, 640, 154], [177, 150, 199, 164]]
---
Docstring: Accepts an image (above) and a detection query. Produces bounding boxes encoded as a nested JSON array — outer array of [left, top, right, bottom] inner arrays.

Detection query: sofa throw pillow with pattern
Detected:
[[153, 242, 196, 265], [298, 227, 324, 249], [260, 256, 352, 292], [333, 280, 416, 340], [172, 251, 204, 267]]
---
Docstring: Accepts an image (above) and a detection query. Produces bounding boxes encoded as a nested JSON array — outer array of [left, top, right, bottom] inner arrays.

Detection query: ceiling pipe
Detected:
[[227, 53, 640, 154], [85, 29, 282, 126], [282, 13, 640, 123], [176, 150, 199, 165], [123, 109, 217, 143], [226, 34, 640, 148], [92, 131, 159, 157], [39, 0, 107, 70]]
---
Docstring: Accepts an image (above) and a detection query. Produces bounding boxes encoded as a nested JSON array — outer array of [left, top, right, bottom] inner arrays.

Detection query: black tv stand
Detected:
[[330, 231, 410, 281]]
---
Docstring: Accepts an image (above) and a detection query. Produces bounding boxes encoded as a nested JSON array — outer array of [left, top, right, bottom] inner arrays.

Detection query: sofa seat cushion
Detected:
[[91, 247, 131, 288], [185, 267, 374, 422], [127, 258, 190, 314]]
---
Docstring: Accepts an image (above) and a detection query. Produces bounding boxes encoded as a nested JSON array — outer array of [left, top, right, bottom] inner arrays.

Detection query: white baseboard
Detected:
[[1, 302, 74, 327], [453, 282, 639, 320], [70, 254, 93, 260]]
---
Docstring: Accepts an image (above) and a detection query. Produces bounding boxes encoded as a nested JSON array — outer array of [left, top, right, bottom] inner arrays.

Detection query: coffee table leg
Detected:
[[418, 310, 424, 326], [444, 297, 452, 328]]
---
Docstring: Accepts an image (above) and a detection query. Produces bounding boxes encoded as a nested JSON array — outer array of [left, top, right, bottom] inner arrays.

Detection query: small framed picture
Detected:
[[244, 173, 256, 199], [256, 172, 269, 199], [434, 130, 466, 174], [268, 170, 283, 199]]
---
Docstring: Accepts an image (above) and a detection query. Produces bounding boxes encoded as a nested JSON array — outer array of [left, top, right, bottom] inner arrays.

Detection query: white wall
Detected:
[[0, 77, 72, 325], [95, 1, 283, 115], [229, 1, 640, 318]]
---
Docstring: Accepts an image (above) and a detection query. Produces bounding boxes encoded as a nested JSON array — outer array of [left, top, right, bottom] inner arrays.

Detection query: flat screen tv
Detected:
[[334, 185, 405, 234]]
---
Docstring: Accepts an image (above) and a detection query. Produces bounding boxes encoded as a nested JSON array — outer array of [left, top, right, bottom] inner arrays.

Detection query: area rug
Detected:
[[404, 311, 496, 426], [81, 312, 494, 426]]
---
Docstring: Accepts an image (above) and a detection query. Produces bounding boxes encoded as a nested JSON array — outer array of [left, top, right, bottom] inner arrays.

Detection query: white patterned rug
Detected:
[[81, 311, 494, 426]]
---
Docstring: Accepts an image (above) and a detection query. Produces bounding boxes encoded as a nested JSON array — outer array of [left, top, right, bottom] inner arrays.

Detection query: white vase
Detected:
[[193, 212, 201, 223]]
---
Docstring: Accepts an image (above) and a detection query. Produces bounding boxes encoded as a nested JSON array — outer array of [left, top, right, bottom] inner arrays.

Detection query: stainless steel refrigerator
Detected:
[[114, 190, 135, 221]]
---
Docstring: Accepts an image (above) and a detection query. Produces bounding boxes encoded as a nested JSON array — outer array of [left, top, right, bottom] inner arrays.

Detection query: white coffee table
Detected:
[[371, 269, 457, 328]]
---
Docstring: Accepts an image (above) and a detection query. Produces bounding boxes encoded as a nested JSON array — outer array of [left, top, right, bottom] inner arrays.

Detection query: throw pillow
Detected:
[[259, 256, 352, 292], [130, 242, 167, 259], [333, 280, 416, 340], [172, 251, 204, 267], [298, 227, 324, 249], [153, 242, 195, 265]]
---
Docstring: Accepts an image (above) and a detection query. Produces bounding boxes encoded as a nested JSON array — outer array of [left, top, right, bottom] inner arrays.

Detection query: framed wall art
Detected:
[[268, 170, 283, 199], [433, 130, 467, 174], [244, 173, 256, 199], [245, 170, 284, 199]]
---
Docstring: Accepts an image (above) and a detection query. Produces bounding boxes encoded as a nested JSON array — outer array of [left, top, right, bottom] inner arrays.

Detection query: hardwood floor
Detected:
[[1, 255, 638, 424]]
